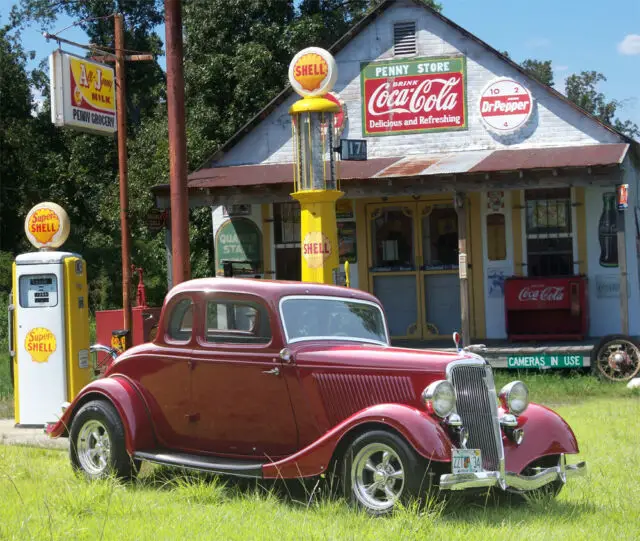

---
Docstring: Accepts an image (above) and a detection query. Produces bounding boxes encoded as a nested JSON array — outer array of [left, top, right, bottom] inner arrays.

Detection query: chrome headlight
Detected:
[[499, 380, 529, 415], [422, 380, 456, 418]]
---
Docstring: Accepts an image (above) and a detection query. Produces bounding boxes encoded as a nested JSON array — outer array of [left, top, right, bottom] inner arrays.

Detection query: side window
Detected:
[[166, 298, 194, 342], [205, 300, 271, 344]]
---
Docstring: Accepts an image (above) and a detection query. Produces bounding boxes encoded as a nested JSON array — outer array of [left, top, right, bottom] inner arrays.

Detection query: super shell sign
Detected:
[[49, 50, 116, 135]]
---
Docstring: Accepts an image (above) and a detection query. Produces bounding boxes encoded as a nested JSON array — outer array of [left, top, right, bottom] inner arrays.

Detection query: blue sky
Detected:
[[1, 0, 639, 128]]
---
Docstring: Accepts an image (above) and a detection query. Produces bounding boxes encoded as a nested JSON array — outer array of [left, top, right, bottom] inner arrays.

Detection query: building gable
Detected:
[[204, 0, 624, 170]]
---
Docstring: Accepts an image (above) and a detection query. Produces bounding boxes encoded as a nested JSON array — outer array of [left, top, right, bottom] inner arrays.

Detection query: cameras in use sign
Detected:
[[479, 77, 533, 133], [49, 50, 116, 135]]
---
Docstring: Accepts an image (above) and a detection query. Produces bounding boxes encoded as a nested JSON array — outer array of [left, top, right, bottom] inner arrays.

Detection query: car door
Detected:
[[186, 294, 298, 458], [133, 294, 194, 450]]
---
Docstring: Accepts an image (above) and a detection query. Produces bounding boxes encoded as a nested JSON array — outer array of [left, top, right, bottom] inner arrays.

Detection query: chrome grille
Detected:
[[449, 362, 503, 472]]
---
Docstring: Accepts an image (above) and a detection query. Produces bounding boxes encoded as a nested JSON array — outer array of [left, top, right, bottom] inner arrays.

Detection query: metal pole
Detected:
[[115, 13, 132, 347], [455, 192, 471, 346], [164, 0, 191, 284]]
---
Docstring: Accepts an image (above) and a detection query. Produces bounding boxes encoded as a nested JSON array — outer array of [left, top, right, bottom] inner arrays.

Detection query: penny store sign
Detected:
[[49, 50, 116, 135], [361, 56, 467, 136]]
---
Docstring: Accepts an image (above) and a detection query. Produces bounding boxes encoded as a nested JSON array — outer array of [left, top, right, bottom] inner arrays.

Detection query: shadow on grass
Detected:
[[131, 463, 597, 522]]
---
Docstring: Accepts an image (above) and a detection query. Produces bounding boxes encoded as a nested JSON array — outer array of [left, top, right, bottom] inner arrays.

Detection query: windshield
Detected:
[[280, 296, 389, 345]]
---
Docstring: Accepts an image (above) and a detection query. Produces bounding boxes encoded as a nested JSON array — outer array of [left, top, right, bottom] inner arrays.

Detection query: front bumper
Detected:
[[439, 454, 586, 492]]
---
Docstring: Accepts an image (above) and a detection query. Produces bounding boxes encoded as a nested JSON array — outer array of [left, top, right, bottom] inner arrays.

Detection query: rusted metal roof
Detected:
[[188, 158, 399, 189], [184, 144, 628, 191]]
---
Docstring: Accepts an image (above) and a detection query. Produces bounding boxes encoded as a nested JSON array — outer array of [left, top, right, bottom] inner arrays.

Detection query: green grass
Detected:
[[1, 374, 639, 540]]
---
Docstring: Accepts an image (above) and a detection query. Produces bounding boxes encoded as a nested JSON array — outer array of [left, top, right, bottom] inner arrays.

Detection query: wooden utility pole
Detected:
[[617, 209, 629, 335], [114, 13, 133, 347], [164, 0, 191, 284], [455, 192, 471, 347]]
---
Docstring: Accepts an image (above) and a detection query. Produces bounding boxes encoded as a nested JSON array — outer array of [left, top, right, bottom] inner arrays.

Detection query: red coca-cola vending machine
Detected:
[[504, 276, 589, 341]]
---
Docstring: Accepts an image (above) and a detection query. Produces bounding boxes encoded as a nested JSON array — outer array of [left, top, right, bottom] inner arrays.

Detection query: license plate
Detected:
[[452, 448, 482, 474]]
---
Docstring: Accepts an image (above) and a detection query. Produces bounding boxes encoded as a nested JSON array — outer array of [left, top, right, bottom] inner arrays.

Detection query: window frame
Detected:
[[278, 295, 390, 346], [163, 295, 196, 345], [198, 294, 274, 349]]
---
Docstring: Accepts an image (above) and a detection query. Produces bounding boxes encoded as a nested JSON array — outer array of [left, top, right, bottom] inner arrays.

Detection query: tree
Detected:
[[521, 59, 554, 87], [565, 71, 639, 139]]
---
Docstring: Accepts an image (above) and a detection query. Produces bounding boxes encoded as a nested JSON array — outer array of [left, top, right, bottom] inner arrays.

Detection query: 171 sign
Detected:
[[361, 56, 467, 136]]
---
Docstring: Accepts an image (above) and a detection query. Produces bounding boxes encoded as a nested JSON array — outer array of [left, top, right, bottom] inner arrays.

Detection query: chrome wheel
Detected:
[[595, 337, 640, 382], [76, 419, 112, 476], [351, 443, 405, 512]]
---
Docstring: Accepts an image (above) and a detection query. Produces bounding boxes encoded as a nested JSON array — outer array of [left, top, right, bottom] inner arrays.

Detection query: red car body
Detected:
[[48, 278, 585, 504]]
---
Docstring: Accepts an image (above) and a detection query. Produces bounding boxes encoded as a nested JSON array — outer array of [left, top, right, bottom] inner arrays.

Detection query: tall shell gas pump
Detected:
[[8, 202, 91, 427]]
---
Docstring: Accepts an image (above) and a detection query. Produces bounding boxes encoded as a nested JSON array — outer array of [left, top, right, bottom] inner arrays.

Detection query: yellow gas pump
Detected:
[[288, 47, 343, 285], [9, 202, 90, 427]]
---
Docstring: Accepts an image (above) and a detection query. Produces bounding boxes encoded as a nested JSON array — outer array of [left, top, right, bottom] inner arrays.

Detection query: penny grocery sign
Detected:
[[49, 50, 117, 135], [361, 56, 467, 136]]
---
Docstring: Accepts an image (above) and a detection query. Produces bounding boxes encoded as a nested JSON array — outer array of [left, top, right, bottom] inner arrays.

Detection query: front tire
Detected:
[[342, 430, 430, 515], [69, 400, 139, 481]]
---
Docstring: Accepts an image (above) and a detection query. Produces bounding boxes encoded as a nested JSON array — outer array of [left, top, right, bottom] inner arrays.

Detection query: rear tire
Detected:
[[69, 400, 139, 481], [342, 430, 430, 515]]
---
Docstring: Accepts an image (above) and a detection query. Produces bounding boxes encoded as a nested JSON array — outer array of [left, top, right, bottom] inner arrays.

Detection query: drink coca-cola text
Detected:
[[362, 56, 466, 135], [517, 285, 565, 302], [367, 77, 460, 116]]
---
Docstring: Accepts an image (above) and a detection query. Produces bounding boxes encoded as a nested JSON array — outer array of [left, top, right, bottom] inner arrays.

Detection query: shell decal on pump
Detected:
[[25, 328, 57, 363], [303, 231, 332, 268]]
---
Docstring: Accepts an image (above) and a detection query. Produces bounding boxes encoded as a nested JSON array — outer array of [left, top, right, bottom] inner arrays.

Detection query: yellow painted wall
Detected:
[[511, 190, 524, 276], [574, 188, 588, 276]]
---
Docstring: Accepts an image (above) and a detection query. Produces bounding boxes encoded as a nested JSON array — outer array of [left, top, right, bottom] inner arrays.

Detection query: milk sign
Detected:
[[49, 50, 116, 135], [361, 56, 467, 136], [215, 218, 262, 274]]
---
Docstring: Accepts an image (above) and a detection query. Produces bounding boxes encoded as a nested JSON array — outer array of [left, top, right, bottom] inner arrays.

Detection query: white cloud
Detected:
[[553, 65, 569, 72], [618, 34, 640, 55], [524, 37, 551, 49]]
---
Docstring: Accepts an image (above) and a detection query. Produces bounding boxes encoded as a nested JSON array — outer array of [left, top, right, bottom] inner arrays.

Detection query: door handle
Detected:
[[262, 367, 280, 376]]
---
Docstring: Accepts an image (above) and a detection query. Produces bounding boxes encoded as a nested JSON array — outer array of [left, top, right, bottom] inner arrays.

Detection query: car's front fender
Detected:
[[262, 403, 451, 479], [503, 403, 579, 474], [46, 375, 156, 455]]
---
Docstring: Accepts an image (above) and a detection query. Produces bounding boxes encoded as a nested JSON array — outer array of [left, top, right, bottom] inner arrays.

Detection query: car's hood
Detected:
[[289, 342, 477, 373]]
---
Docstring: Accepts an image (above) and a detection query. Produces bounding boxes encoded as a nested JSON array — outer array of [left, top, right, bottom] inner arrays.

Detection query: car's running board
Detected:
[[134, 450, 265, 478]]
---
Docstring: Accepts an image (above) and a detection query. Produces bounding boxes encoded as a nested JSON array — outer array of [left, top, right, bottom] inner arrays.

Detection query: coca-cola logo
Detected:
[[517, 285, 565, 302], [367, 77, 461, 116], [361, 56, 467, 136]]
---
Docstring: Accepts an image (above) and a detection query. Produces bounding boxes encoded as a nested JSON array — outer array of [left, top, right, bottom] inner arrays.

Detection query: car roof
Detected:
[[165, 277, 381, 306]]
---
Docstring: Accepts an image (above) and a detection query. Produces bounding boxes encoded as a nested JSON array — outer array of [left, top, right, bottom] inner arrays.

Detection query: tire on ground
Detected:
[[69, 399, 139, 481], [342, 429, 431, 515]]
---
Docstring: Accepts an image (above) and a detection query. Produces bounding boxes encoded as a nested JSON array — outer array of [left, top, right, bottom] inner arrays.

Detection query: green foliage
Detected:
[[521, 59, 554, 87]]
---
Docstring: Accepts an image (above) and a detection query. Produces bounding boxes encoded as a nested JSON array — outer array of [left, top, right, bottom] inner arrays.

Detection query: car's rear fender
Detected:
[[262, 403, 451, 479], [47, 375, 156, 455], [503, 403, 579, 473]]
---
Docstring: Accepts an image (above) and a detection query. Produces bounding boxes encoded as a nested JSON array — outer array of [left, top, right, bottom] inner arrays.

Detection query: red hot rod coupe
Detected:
[[48, 278, 586, 514]]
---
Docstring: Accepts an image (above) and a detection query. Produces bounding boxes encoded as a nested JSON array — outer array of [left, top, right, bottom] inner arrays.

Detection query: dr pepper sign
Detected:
[[361, 56, 467, 136], [479, 77, 533, 133], [50, 50, 116, 135]]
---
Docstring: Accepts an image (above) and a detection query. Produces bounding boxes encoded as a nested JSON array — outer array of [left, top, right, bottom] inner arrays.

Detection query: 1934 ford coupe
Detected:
[[48, 278, 586, 514]]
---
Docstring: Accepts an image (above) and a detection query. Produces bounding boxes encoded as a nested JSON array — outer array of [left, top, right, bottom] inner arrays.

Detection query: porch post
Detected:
[[455, 192, 471, 346], [617, 208, 629, 335]]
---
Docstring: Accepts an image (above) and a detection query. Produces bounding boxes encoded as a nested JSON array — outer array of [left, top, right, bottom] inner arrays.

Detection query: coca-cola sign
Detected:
[[517, 285, 565, 303], [361, 56, 467, 136]]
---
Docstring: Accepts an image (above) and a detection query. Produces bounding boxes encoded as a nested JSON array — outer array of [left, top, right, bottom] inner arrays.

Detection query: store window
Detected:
[[422, 205, 458, 269], [370, 206, 414, 269], [486, 214, 506, 261], [525, 188, 574, 277], [273, 202, 301, 281], [205, 300, 271, 344]]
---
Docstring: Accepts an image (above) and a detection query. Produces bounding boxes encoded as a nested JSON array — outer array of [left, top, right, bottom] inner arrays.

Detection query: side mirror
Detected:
[[452, 331, 462, 352]]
